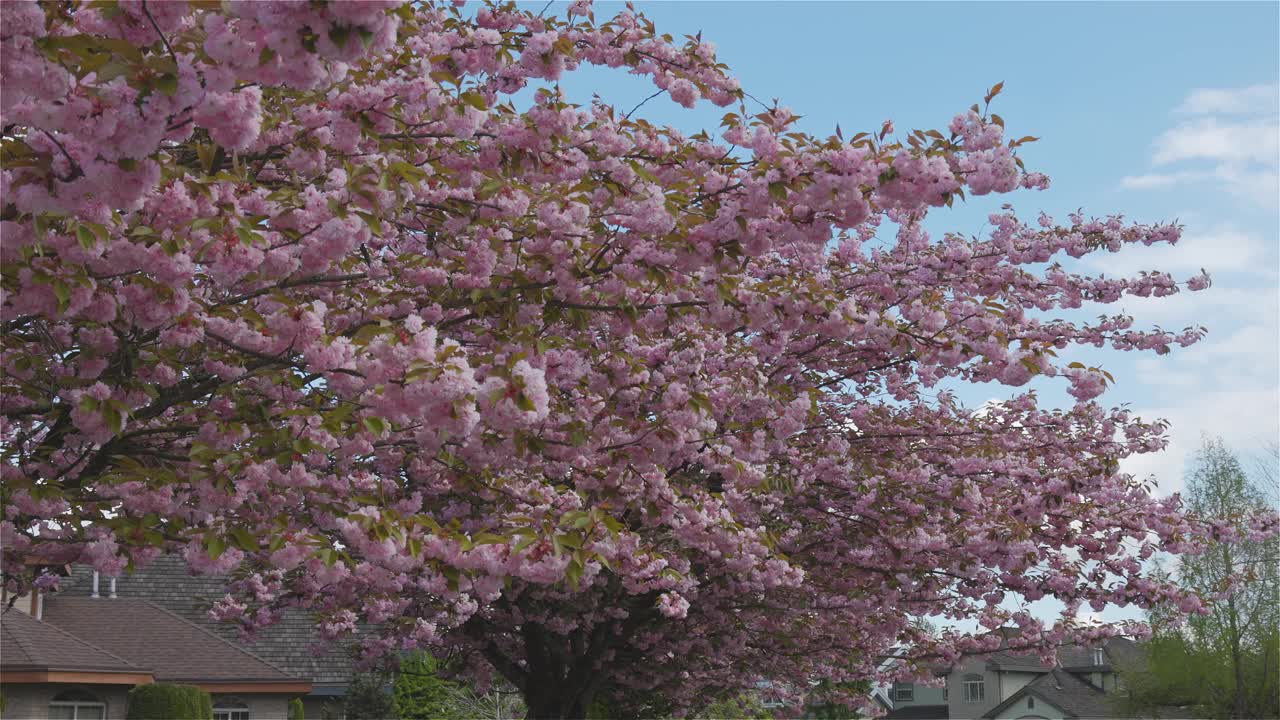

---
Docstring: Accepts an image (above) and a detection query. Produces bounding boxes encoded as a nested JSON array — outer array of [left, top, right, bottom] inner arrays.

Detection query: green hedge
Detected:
[[289, 697, 305, 720], [126, 684, 213, 720]]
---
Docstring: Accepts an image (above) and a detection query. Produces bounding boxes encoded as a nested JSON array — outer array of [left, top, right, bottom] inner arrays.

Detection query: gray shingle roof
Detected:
[[1, 608, 145, 675], [885, 705, 949, 719], [982, 668, 1117, 719], [60, 557, 357, 685], [40, 597, 302, 684]]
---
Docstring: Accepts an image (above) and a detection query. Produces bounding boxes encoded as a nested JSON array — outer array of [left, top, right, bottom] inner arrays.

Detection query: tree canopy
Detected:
[[1117, 438, 1279, 719], [3, 1, 1273, 717]]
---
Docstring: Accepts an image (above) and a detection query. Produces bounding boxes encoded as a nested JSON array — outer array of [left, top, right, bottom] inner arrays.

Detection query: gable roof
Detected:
[[40, 597, 303, 686], [982, 668, 1116, 719], [61, 557, 356, 686], [1, 608, 148, 678]]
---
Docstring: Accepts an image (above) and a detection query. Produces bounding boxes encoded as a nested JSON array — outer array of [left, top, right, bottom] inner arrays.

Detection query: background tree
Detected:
[[338, 671, 397, 720], [1118, 437, 1279, 719], [3, 1, 1273, 718], [393, 651, 459, 720]]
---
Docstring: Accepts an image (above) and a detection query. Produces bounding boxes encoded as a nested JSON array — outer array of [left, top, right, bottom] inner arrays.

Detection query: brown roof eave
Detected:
[[191, 681, 314, 695], [0, 669, 155, 685]]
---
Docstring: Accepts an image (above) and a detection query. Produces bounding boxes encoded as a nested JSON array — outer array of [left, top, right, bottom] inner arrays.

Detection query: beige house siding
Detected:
[[946, 658, 1003, 720], [999, 670, 1043, 701], [210, 693, 295, 720], [1, 683, 132, 720], [300, 696, 344, 720]]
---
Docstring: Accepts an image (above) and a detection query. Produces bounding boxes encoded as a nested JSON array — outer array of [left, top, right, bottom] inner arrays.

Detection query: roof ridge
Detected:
[[4, 605, 148, 671], [138, 599, 300, 679]]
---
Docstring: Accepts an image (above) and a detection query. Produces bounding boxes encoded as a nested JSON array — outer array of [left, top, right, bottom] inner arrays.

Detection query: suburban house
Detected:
[[2, 557, 359, 719], [883, 631, 1148, 720]]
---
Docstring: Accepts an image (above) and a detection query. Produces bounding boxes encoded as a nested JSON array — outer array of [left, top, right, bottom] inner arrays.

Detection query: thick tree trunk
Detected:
[[523, 684, 592, 720]]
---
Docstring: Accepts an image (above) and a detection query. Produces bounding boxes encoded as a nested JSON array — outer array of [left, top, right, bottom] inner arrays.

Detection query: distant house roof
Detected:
[[41, 596, 308, 692], [61, 557, 357, 686], [974, 632, 1141, 675], [1059, 636, 1142, 671], [884, 705, 948, 719], [1, 608, 150, 682], [982, 668, 1117, 719]]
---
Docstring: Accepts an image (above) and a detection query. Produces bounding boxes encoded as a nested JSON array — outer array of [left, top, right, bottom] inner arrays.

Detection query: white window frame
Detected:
[[893, 682, 914, 702], [963, 676, 985, 703], [1092, 648, 1105, 665], [213, 698, 251, 720], [48, 700, 106, 720]]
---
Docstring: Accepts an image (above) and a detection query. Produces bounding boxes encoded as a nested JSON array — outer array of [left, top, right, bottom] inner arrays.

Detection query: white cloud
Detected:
[[1087, 224, 1272, 277], [1121, 85, 1279, 208], [1118, 309, 1279, 497], [1151, 119, 1279, 166], [1177, 84, 1280, 115], [1120, 171, 1208, 189]]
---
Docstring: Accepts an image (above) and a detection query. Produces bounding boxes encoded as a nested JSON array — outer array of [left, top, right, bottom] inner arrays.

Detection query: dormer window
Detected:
[[1092, 647, 1105, 665], [893, 682, 915, 702]]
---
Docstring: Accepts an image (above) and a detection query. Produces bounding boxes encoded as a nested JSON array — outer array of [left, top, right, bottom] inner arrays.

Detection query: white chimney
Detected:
[[109, 577, 117, 598], [36, 588, 44, 620], [91, 571, 100, 598]]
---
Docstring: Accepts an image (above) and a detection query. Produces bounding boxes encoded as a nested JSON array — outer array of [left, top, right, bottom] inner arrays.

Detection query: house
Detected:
[[1, 593, 310, 720], [1, 556, 361, 720], [883, 631, 1146, 720], [56, 557, 358, 719]]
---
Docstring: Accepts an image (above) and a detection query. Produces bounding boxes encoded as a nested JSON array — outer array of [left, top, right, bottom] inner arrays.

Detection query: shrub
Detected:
[[126, 684, 212, 720]]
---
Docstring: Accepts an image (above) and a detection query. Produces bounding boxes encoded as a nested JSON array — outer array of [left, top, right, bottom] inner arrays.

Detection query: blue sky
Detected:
[[546, 0, 1279, 495], [541, 1, 1280, 626]]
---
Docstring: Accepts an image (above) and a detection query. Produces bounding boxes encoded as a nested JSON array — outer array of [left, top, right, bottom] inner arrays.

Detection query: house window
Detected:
[[213, 697, 250, 720], [1028, 696, 1036, 709], [1093, 648, 1105, 665], [943, 686, 948, 702], [963, 675, 985, 703], [893, 683, 914, 702], [48, 689, 106, 720]]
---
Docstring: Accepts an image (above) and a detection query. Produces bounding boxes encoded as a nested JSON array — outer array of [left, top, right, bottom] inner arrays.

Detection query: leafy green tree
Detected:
[[342, 671, 398, 720], [1118, 437, 1280, 719], [691, 694, 774, 720], [393, 652, 457, 720]]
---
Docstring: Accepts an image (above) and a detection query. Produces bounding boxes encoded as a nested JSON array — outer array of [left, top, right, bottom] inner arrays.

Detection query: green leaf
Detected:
[[476, 178, 504, 199], [230, 527, 256, 550], [102, 405, 123, 435], [207, 536, 227, 560], [235, 226, 262, 246], [362, 416, 388, 436], [354, 211, 382, 237], [514, 392, 536, 413], [155, 73, 178, 96], [75, 225, 97, 250], [328, 25, 351, 49], [52, 280, 71, 312]]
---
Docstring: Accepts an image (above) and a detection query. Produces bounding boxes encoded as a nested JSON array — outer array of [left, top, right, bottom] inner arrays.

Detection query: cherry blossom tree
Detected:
[[3, 1, 1272, 717]]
